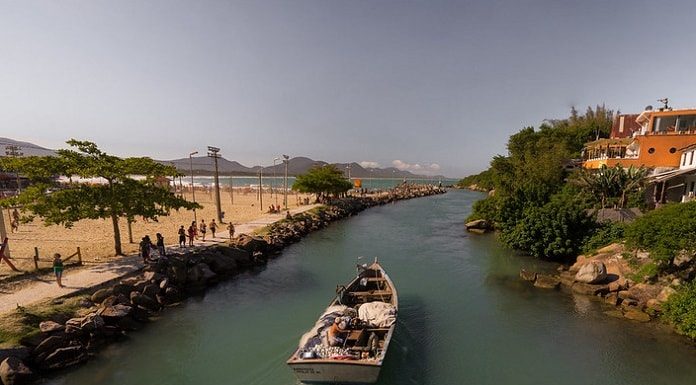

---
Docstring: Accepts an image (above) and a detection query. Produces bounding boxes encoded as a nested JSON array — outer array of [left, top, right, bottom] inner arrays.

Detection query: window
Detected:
[[648, 148, 655, 154], [691, 151, 695, 165], [670, 147, 677, 153], [683, 154, 688, 166]]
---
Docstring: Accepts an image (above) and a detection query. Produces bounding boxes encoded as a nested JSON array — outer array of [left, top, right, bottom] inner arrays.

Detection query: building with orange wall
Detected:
[[583, 108, 696, 170]]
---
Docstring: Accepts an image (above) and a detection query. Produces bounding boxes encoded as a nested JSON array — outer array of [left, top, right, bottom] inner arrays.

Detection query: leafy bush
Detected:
[[663, 281, 696, 339], [500, 194, 595, 261], [628, 261, 659, 283], [624, 201, 696, 266], [582, 222, 625, 254]]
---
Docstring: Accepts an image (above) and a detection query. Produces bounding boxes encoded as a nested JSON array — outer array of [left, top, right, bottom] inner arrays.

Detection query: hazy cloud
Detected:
[[359, 161, 380, 169], [392, 160, 441, 173]]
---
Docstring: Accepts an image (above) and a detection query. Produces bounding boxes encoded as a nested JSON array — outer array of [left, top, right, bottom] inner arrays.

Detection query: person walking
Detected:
[[139, 235, 154, 263], [191, 221, 198, 240], [53, 253, 64, 288], [156, 233, 166, 256], [209, 219, 217, 238], [199, 219, 207, 241], [178, 225, 186, 247], [187, 223, 196, 246], [227, 222, 235, 240]]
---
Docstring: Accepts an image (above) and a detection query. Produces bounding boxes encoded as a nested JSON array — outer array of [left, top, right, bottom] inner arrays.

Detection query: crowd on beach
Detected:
[[137, 219, 237, 264]]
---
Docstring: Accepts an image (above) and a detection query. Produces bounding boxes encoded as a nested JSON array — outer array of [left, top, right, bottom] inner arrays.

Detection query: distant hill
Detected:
[[0, 137, 446, 179], [0, 137, 56, 157], [163, 156, 445, 179]]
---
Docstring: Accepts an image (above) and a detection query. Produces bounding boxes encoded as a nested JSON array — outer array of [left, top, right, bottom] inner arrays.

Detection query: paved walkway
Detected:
[[0, 205, 319, 315]]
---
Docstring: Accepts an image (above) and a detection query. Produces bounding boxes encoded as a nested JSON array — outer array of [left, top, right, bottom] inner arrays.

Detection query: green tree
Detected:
[[292, 165, 353, 201], [0, 140, 199, 255], [572, 165, 647, 209]]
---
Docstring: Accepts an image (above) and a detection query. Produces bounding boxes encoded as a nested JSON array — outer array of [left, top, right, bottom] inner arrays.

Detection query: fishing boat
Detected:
[[287, 259, 398, 384]]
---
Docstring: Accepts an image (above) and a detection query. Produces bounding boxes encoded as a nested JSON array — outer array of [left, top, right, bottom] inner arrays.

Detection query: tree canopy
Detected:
[[292, 165, 353, 200], [0, 139, 199, 255]]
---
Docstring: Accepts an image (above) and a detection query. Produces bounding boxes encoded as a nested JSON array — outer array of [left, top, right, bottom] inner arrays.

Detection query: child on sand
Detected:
[[53, 253, 64, 288], [199, 220, 207, 241], [178, 225, 186, 247]]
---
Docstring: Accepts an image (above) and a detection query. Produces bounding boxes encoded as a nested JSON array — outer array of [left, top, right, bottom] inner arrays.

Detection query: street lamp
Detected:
[[283, 154, 290, 210], [273, 157, 280, 207], [189, 151, 198, 222], [258, 167, 264, 211]]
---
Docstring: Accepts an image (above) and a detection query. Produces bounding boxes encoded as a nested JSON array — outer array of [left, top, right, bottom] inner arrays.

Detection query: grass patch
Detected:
[[0, 295, 91, 348]]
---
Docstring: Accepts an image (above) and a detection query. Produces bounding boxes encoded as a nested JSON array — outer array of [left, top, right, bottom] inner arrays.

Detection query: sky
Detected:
[[2, 0, 696, 178]]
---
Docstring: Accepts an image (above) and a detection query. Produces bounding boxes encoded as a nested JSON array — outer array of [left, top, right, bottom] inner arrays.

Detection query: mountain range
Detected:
[[0, 137, 446, 179]]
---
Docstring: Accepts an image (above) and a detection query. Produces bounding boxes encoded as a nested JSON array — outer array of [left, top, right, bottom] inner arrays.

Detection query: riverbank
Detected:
[[0, 186, 445, 385]]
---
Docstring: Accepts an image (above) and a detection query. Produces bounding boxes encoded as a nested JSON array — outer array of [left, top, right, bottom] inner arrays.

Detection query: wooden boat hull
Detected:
[[288, 361, 381, 384], [287, 261, 398, 384]]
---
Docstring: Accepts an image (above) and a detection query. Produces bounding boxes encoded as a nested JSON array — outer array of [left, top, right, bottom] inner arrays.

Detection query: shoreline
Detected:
[[0, 186, 446, 384]]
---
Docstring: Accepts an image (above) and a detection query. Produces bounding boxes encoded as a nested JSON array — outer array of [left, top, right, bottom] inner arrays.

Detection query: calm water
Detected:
[[183, 176, 456, 190], [50, 190, 696, 385]]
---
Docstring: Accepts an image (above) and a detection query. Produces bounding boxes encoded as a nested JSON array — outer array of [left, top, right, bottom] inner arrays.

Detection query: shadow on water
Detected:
[[378, 295, 429, 385]]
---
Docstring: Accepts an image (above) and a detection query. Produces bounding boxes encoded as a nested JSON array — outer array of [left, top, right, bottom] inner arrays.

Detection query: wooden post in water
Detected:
[[33, 247, 39, 271]]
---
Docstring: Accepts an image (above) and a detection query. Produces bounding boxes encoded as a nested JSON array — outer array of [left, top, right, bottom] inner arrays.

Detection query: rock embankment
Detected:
[[519, 243, 679, 325], [0, 187, 445, 385]]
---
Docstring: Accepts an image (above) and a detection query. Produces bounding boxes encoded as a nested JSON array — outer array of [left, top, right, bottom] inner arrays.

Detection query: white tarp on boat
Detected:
[[358, 301, 396, 328]]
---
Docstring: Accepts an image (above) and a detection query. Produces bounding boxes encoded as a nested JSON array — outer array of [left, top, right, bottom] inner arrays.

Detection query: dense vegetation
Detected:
[[624, 202, 696, 267], [463, 105, 615, 260], [663, 281, 696, 339]]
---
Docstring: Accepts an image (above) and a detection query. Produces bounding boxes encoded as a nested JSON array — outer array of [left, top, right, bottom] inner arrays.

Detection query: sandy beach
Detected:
[[1, 188, 312, 273]]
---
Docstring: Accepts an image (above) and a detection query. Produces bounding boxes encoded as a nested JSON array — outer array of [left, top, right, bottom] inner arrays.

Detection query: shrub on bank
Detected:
[[624, 201, 696, 268], [500, 195, 595, 261], [663, 281, 696, 339], [582, 222, 626, 254]]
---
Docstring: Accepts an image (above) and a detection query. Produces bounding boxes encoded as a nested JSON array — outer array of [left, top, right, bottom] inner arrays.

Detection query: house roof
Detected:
[[583, 137, 633, 148], [647, 167, 696, 182]]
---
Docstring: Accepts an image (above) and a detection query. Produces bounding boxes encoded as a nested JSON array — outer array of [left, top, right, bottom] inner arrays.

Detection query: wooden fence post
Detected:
[[77, 247, 82, 265], [33, 247, 39, 271]]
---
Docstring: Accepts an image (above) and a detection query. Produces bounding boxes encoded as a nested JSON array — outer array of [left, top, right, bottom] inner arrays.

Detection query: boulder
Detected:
[[604, 293, 620, 306], [465, 219, 492, 233], [235, 235, 269, 255], [520, 269, 537, 282], [142, 284, 160, 299], [534, 274, 560, 290], [646, 298, 662, 312], [656, 287, 677, 303], [80, 314, 104, 333], [143, 271, 164, 283], [623, 310, 651, 322], [64, 317, 84, 334], [117, 316, 144, 331], [33, 336, 68, 362], [0, 348, 30, 363], [201, 252, 238, 275], [574, 261, 608, 284], [559, 271, 576, 287], [90, 288, 113, 304], [112, 283, 135, 297], [0, 357, 37, 385], [673, 251, 693, 268], [571, 282, 610, 296], [41, 345, 88, 370], [39, 321, 65, 334], [130, 292, 160, 312], [627, 283, 662, 306], [608, 278, 628, 293], [98, 304, 132, 320]]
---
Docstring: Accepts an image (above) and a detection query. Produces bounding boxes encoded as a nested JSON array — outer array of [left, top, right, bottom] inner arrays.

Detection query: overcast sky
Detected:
[[2, 0, 696, 177]]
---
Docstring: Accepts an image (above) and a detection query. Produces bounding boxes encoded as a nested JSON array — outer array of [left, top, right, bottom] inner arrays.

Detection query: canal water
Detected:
[[50, 190, 696, 385]]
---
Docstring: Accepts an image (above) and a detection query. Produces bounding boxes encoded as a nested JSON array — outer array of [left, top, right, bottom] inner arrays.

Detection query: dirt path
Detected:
[[0, 204, 319, 315]]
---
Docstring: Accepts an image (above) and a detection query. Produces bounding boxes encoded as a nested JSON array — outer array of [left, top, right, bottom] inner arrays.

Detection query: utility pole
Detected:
[[5, 145, 23, 193], [207, 146, 223, 223], [189, 151, 198, 222], [229, 177, 234, 205], [283, 154, 290, 210], [258, 168, 263, 211], [273, 157, 279, 207]]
